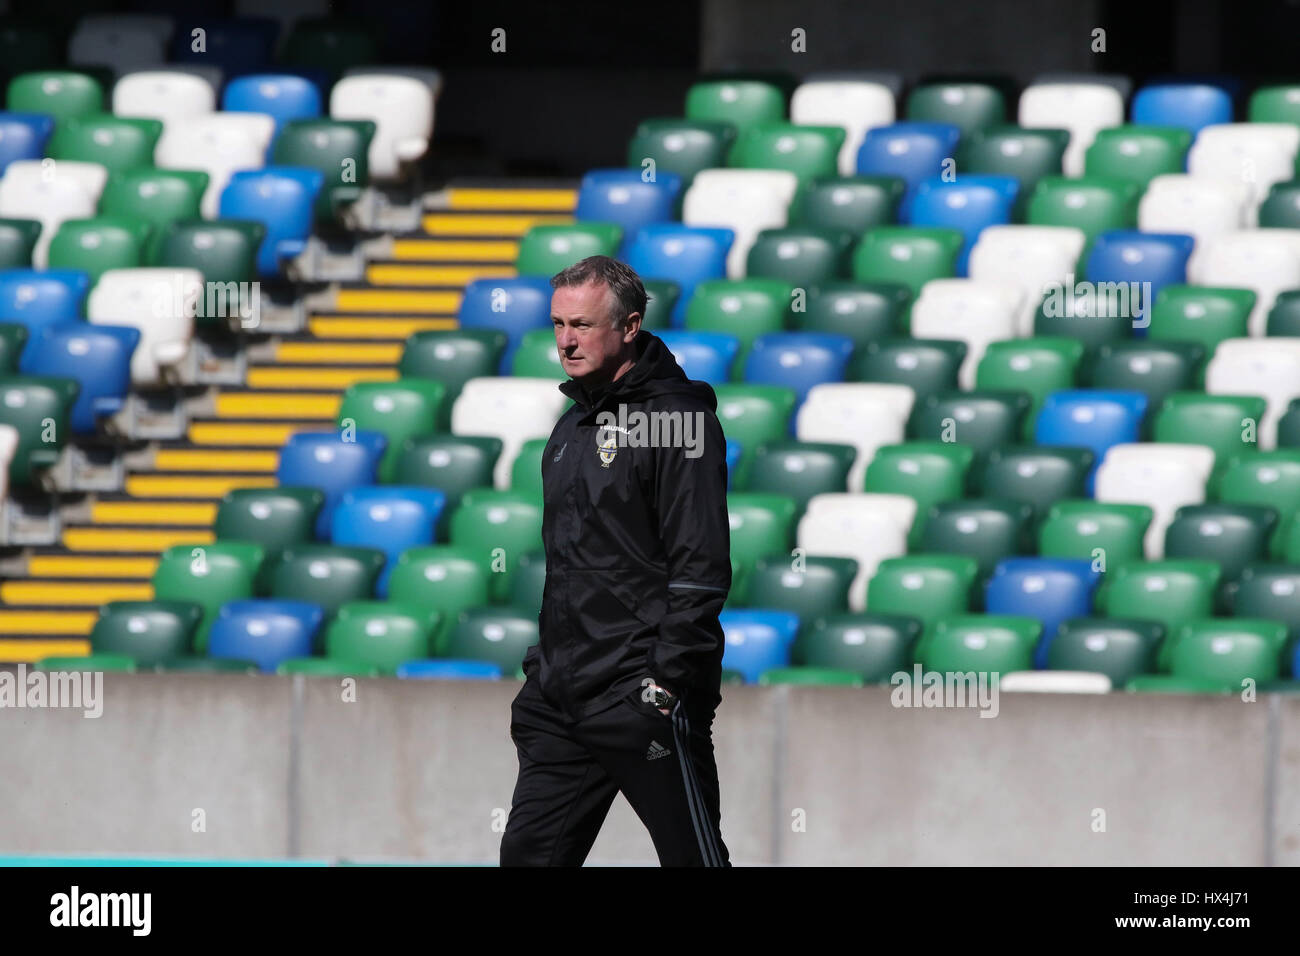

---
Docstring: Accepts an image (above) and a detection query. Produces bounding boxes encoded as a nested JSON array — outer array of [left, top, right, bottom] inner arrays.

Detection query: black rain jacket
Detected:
[[522, 329, 731, 719]]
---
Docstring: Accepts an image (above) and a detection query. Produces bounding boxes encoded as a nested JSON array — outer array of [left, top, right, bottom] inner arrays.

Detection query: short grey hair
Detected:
[[550, 255, 648, 331]]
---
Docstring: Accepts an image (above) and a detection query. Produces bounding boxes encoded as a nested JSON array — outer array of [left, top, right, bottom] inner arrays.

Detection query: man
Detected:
[[499, 255, 732, 867]]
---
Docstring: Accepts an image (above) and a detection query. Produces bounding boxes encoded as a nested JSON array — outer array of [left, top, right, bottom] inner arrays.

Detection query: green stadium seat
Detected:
[[324, 601, 441, 672], [7, 71, 104, 123], [443, 606, 539, 673], [1084, 125, 1191, 186], [151, 542, 265, 650], [975, 338, 1084, 439], [0, 375, 78, 486], [336, 379, 448, 482], [795, 282, 910, 348], [399, 329, 508, 405], [1038, 501, 1153, 566], [792, 612, 923, 682], [47, 115, 161, 174], [685, 80, 784, 138], [1280, 400, 1300, 450], [37, 654, 135, 673], [1047, 617, 1163, 685], [1027, 176, 1140, 241], [745, 227, 853, 286], [1125, 674, 1235, 694], [1217, 451, 1300, 558], [867, 554, 979, 630], [214, 487, 324, 550], [277, 658, 382, 677], [741, 442, 854, 511], [728, 122, 845, 183], [1163, 504, 1278, 583], [1083, 341, 1205, 407], [150, 219, 265, 288], [97, 169, 209, 232], [958, 126, 1068, 213], [0, 324, 28, 372], [1153, 393, 1267, 465], [515, 223, 622, 276], [1258, 182, 1300, 230], [386, 544, 493, 652], [642, 278, 680, 330], [920, 499, 1032, 581], [713, 383, 796, 482], [788, 176, 904, 234], [263, 544, 385, 613], [758, 667, 865, 686], [851, 227, 963, 298], [158, 657, 258, 673], [684, 278, 792, 367], [271, 119, 376, 220], [907, 389, 1031, 459], [915, 614, 1040, 676], [449, 490, 544, 602], [1169, 618, 1288, 687], [626, 118, 737, 188], [391, 434, 502, 538], [510, 437, 547, 497], [726, 492, 798, 570], [1032, 287, 1134, 350], [906, 81, 1006, 136], [861, 441, 974, 546], [1264, 290, 1300, 337], [1249, 85, 1300, 124], [1095, 559, 1221, 669], [740, 554, 856, 616], [1149, 285, 1255, 350], [509, 550, 547, 616], [510, 329, 565, 380], [0, 219, 42, 268], [976, 446, 1095, 521], [89, 600, 204, 666], [48, 217, 150, 281], [852, 339, 966, 399]]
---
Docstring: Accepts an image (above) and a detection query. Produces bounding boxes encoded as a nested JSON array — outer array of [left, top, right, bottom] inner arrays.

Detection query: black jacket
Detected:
[[523, 329, 732, 719]]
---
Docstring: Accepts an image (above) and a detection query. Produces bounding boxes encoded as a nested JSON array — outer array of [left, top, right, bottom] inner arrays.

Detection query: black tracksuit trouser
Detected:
[[499, 675, 731, 867]]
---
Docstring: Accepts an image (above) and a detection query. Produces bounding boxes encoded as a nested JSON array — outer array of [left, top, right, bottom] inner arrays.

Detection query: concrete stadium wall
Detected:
[[0, 672, 1296, 865]]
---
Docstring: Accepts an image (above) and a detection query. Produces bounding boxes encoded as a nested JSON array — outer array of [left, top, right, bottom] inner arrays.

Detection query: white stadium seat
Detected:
[[1019, 82, 1125, 177], [790, 80, 896, 175], [113, 70, 217, 128], [1094, 443, 1215, 559], [1138, 174, 1249, 246], [330, 74, 434, 181], [795, 383, 915, 491], [999, 671, 1112, 693], [797, 492, 916, 611], [452, 378, 570, 489], [1205, 337, 1300, 450], [683, 168, 800, 278], [1188, 123, 1300, 225], [910, 278, 1023, 388], [968, 225, 1087, 335], [0, 160, 106, 267], [156, 114, 272, 217], [87, 268, 201, 386], [1187, 228, 1300, 335]]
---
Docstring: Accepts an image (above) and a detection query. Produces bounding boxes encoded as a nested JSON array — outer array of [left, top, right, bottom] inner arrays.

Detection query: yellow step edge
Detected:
[[125, 475, 275, 498], [446, 188, 577, 212], [153, 449, 281, 472], [366, 264, 517, 286], [308, 317, 457, 339], [89, 502, 217, 526], [246, 367, 399, 389], [390, 239, 519, 262], [63, 527, 215, 551], [334, 290, 461, 313], [189, 423, 304, 446], [2, 581, 154, 605], [0, 636, 93, 654], [215, 393, 341, 419], [28, 555, 160, 577], [421, 213, 570, 236], [272, 342, 404, 364]]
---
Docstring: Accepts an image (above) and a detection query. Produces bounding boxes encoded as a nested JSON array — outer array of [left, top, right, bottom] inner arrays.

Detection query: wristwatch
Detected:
[[650, 684, 678, 709]]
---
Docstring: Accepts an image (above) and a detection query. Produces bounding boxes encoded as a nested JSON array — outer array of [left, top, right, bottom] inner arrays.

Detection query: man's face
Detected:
[[551, 281, 639, 384]]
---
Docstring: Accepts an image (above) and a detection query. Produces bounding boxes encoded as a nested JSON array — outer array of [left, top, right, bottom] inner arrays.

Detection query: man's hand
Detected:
[[641, 678, 676, 715]]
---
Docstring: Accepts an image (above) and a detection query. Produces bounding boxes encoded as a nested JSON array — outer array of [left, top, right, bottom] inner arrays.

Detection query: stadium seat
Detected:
[[156, 113, 274, 218], [788, 176, 903, 236], [741, 444, 854, 512], [1266, 290, 1300, 339], [263, 544, 385, 612], [907, 390, 1031, 461], [1187, 229, 1300, 335], [151, 542, 266, 649], [1093, 442, 1215, 559], [758, 667, 866, 686], [685, 79, 784, 138], [276, 429, 386, 537], [1026, 176, 1140, 244], [516, 222, 622, 276], [717, 610, 800, 683], [0, 376, 78, 486], [743, 332, 854, 403], [1188, 124, 1299, 224], [86, 267, 199, 385], [48, 217, 151, 282], [862, 442, 974, 546], [1084, 125, 1191, 186], [1151, 394, 1266, 470], [449, 489, 544, 601], [1233, 566, 1300, 652], [914, 614, 1040, 676], [853, 338, 965, 400], [656, 330, 740, 383], [0, 325, 28, 372], [510, 548, 546, 615], [854, 121, 961, 192], [396, 660, 503, 680], [18, 321, 138, 433], [223, 74, 322, 131], [150, 220, 265, 296], [682, 168, 799, 277], [957, 126, 1068, 209], [98, 168, 209, 233], [1095, 559, 1221, 665], [797, 492, 916, 610], [1169, 618, 1287, 687], [1139, 175, 1249, 244], [795, 382, 913, 490], [622, 224, 733, 325], [851, 226, 963, 299], [902, 175, 1019, 274], [790, 80, 895, 174], [510, 330, 565, 380], [685, 278, 792, 363], [911, 279, 1022, 388], [793, 612, 922, 681], [745, 227, 853, 286], [214, 487, 324, 549], [0, 113, 54, 173], [1148, 284, 1254, 350], [921, 499, 1032, 582], [1205, 338, 1300, 449], [1085, 230, 1194, 328], [575, 168, 681, 234], [89, 600, 204, 667], [729, 122, 845, 184], [625, 118, 736, 188], [449, 377, 568, 489], [976, 445, 1094, 521], [271, 119, 375, 221], [1046, 618, 1163, 685], [219, 166, 324, 277], [795, 282, 910, 348], [1249, 85, 1300, 124], [1035, 390, 1148, 491], [1084, 341, 1205, 408], [0, 269, 90, 334], [455, 277, 553, 373], [329, 486, 446, 594], [208, 599, 324, 673], [1018, 81, 1125, 176], [727, 492, 798, 574], [867, 554, 979, 630], [975, 338, 1084, 438], [1038, 500, 1153, 566], [0, 160, 104, 268], [1217, 451, 1300, 557], [740, 555, 857, 616], [968, 224, 1087, 334], [7, 71, 104, 123], [714, 384, 797, 476], [384, 545, 494, 645], [112, 70, 216, 129], [337, 379, 447, 481], [330, 73, 434, 180], [1163, 504, 1277, 583], [443, 607, 539, 674], [37, 655, 137, 674], [999, 671, 1112, 693], [906, 81, 1005, 136], [984, 557, 1101, 666], [641, 278, 680, 329], [47, 115, 162, 175], [1132, 83, 1232, 136], [509, 437, 548, 497]]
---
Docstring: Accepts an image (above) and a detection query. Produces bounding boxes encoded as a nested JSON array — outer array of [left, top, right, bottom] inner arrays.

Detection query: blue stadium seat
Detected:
[[1035, 390, 1148, 493], [0, 113, 54, 173], [1132, 83, 1233, 137], [458, 276, 555, 374], [743, 332, 855, 405], [622, 224, 733, 325], [329, 486, 446, 596], [0, 269, 90, 334], [207, 599, 323, 673], [725, 438, 740, 488], [1085, 231, 1194, 330], [223, 74, 323, 134], [18, 322, 138, 433], [984, 558, 1101, 667], [276, 430, 387, 538], [218, 166, 324, 277], [396, 659, 504, 680], [576, 168, 682, 234], [719, 609, 800, 683], [855, 122, 962, 192], [657, 330, 740, 383], [170, 17, 280, 74], [902, 175, 1019, 274]]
